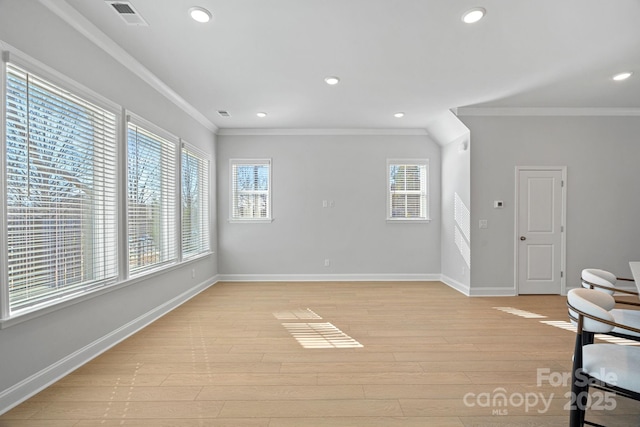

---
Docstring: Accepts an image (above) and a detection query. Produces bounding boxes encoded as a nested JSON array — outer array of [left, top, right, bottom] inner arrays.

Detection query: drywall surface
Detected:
[[0, 0, 217, 410], [217, 133, 441, 278], [461, 114, 640, 291]]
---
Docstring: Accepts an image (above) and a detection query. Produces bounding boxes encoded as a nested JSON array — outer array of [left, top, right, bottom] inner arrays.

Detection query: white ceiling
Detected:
[[56, 0, 640, 130]]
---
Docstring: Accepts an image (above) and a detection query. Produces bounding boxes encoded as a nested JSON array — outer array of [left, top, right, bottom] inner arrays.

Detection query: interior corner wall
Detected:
[[217, 133, 441, 279], [460, 115, 640, 292], [440, 137, 471, 293], [0, 1, 217, 411]]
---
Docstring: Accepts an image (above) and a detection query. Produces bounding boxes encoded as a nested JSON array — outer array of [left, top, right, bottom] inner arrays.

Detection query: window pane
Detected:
[[127, 122, 176, 273], [231, 160, 271, 220], [388, 161, 428, 220], [182, 145, 209, 259], [5, 63, 118, 313]]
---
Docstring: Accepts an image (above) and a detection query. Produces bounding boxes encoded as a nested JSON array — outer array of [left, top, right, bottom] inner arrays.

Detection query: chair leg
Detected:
[[570, 333, 588, 427], [570, 372, 588, 426]]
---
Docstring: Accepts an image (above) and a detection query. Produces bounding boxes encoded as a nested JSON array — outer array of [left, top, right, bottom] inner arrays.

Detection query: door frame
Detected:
[[514, 166, 567, 295]]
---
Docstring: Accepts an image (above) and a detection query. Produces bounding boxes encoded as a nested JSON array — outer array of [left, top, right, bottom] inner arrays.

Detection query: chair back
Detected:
[[581, 268, 617, 294], [568, 288, 616, 333]]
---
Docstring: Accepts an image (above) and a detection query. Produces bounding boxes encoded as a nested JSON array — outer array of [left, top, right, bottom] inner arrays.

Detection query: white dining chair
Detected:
[[581, 268, 637, 297], [567, 287, 640, 426], [580, 268, 640, 341]]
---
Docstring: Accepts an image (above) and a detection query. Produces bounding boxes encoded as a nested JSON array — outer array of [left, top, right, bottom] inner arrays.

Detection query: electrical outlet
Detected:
[[324, 259, 330, 267], [191, 268, 195, 278]]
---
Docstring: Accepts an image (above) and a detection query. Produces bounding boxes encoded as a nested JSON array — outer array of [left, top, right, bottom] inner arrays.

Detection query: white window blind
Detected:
[[181, 143, 210, 259], [127, 118, 177, 274], [4, 62, 118, 313], [388, 160, 429, 220], [230, 159, 271, 221]]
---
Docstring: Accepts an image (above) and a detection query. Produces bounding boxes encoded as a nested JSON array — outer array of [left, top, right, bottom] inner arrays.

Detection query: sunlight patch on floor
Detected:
[[273, 308, 323, 320], [493, 307, 547, 318], [282, 322, 363, 349], [541, 320, 640, 346]]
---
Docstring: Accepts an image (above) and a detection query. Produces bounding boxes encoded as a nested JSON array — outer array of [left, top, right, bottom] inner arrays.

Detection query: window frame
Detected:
[[229, 158, 273, 223], [386, 158, 430, 222], [1, 51, 122, 318], [0, 46, 214, 325], [181, 141, 211, 260], [126, 112, 179, 276]]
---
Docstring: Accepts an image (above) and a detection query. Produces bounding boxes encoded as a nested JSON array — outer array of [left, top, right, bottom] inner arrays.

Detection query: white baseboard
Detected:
[[217, 273, 441, 282], [440, 275, 517, 296], [0, 277, 218, 415], [469, 286, 517, 297], [440, 275, 470, 295]]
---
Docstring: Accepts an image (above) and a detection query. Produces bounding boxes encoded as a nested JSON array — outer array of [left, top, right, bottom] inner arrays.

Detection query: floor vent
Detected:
[[106, 1, 148, 26]]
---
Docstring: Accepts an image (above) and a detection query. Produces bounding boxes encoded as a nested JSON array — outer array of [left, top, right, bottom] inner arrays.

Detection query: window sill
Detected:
[[0, 253, 215, 329], [228, 218, 274, 224], [386, 218, 431, 223]]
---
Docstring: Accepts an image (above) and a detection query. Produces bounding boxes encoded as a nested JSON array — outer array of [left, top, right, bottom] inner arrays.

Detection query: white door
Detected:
[[516, 168, 565, 294]]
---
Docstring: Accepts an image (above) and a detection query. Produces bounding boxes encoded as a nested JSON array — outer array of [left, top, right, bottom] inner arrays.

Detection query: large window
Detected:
[[2, 49, 214, 321], [182, 143, 210, 259], [230, 159, 271, 221], [127, 117, 177, 274], [387, 159, 429, 221], [4, 61, 118, 313]]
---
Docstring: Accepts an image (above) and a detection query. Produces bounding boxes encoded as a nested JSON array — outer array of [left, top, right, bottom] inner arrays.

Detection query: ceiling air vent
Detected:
[[217, 110, 231, 117], [105, 1, 148, 26]]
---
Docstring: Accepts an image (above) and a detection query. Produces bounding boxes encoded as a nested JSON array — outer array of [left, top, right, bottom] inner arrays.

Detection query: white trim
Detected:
[[1, 254, 215, 328], [469, 286, 517, 297], [386, 159, 430, 221], [217, 273, 440, 282], [440, 275, 470, 296], [2, 45, 121, 114], [440, 276, 517, 296], [457, 107, 640, 117], [514, 166, 567, 296], [0, 50, 9, 320], [0, 277, 219, 415], [386, 219, 431, 223], [38, 0, 218, 133], [229, 158, 273, 222], [217, 128, 429, 136], [127, 111, 180, 145]]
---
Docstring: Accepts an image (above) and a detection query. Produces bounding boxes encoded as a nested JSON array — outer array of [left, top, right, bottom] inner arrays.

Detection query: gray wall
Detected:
[[0, 0, 217, 408], [217, 133, 441, 278], [440, 136, 471, 291], [460, 114, 640, 291]]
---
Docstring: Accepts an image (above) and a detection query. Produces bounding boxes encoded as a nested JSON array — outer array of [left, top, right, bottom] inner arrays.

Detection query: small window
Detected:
[[230, 159, 272, 221], [387, 159, 429, 221]]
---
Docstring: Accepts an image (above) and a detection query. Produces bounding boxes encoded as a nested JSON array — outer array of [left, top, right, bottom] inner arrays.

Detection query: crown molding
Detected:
[[217, 128, 429, 136], [456, 107, 640, 117], [39, 0, 218, 133]]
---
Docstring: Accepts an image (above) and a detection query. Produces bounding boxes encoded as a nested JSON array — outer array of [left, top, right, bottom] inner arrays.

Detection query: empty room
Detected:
[[1, 1, 640, 426]]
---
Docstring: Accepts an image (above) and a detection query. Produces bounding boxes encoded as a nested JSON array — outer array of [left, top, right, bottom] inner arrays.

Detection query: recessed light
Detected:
[[189, 7, 212, 23], [462, 7, 486, 24], [394, 112, 405, 118], [324, 76, 340, 85], [256, 112, 267, 118], [613, 71, 633, 81]]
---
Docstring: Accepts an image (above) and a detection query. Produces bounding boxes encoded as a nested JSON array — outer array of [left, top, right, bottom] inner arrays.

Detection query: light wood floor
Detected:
[[2, 281, 640, 426]]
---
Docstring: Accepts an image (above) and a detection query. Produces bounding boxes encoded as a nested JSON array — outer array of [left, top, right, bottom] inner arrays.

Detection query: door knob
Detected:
[[520, 236, 526, 241]]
